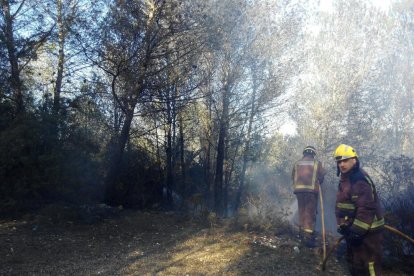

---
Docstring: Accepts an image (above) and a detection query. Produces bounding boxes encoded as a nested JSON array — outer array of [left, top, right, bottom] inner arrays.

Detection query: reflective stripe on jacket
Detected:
[[292, 156, 325, 193], [335, 168, 384, 235]]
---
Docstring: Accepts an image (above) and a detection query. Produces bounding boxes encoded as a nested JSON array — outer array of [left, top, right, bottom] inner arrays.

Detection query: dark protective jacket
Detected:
[[335, 167, 384, 236], [292, 156, 325, 194]]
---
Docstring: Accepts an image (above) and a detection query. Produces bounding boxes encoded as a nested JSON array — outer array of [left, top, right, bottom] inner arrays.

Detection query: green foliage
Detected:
[[0, 100, 15, 131], [108, 146, 163, 209], [381, 155, 414, 259], [0, 115, 46, 210], [259, 134, 298, 177], [0, 109, 103, 217], [382, 187, 414, 273], [382, 155, 414, 193], [181, 163, 206, 196]]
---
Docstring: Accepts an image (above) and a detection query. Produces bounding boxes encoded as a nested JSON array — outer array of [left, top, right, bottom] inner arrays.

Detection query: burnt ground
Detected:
[[0, 208, 411, 276]]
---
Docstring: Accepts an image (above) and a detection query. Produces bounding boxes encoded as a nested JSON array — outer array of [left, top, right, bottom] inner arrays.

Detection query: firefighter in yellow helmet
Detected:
[[292, 146, 326, 247], [334, 144, 384, 276]]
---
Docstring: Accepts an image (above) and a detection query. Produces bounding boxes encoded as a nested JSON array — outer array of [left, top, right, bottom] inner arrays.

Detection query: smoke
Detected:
[[287, 187, 339, 236], [245, 162, 340, 237]]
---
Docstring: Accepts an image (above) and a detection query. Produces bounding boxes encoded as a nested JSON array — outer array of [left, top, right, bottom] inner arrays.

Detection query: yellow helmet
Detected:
[[334, 144, 358, 161]]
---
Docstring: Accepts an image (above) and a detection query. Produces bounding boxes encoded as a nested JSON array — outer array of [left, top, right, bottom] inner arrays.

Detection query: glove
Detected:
[[346, 230, 364, 246], [337, 223, 350, 236]]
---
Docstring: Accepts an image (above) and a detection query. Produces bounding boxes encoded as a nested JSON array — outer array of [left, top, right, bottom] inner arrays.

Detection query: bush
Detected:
[[380, 155, 414, 271], [0, 112, 103, 218]]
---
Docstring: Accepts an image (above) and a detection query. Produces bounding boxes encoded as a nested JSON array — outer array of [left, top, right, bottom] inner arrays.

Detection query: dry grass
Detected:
[[0, 210, 411, 276], [126, 231, 250, 275]]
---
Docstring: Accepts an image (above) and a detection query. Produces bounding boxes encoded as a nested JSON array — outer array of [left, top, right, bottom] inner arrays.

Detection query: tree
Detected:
[[85, 0, 202, 206], [42, 0, 101, 115], [0, 0, 53, 114], [292, 0, 393, 160]]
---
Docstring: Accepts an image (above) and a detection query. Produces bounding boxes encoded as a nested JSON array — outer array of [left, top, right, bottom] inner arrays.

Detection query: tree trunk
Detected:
[[53, 0, 65, 114], [223, 142, 231, 218], [179, 113, 186, 201], [235, 70, 257, 212], [104, 108, 135, 206], [2, 0, 24, 114], [164, 95, 174, 209], [203, 134, 212, 208], [203, 82, 213, 209], [214, 126, 225, 215], [154, 117, 162, 166], [214, 85, 230, 215]]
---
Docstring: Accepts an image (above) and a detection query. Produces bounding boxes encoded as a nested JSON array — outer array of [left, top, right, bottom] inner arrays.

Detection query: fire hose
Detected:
[[318, 188, 327, 260], [321, 225, 414, 271]]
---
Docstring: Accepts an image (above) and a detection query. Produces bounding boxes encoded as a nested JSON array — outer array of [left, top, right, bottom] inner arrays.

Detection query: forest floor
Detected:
[[0, 207, 412, 276]]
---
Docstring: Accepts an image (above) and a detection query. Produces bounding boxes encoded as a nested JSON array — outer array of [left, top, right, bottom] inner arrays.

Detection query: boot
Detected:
[[304, 233, 316, 248]]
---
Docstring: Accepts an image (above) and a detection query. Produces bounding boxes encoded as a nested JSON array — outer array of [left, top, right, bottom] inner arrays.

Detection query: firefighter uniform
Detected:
[[334, 144, 384, 276], [292, 146, 325, 247]]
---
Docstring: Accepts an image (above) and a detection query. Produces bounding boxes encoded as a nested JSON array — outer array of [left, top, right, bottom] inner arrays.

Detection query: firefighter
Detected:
[[292, 146, 325, 247], [334, 144, 384, 276]]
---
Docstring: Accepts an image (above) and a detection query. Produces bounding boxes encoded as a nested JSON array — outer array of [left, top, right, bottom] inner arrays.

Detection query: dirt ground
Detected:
[[0, 209, 411, 276]]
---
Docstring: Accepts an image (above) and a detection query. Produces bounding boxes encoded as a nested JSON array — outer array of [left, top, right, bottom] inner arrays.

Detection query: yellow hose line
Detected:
[[319, 188, 326, 260], [384, 225, 414, 245], [322, 225, 414, 271], [321, 236, 344, 271]]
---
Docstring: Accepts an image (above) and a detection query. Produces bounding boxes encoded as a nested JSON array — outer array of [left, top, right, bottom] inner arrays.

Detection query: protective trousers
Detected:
[[345, 231, 383, 276], [296, 192, 317, 247]]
